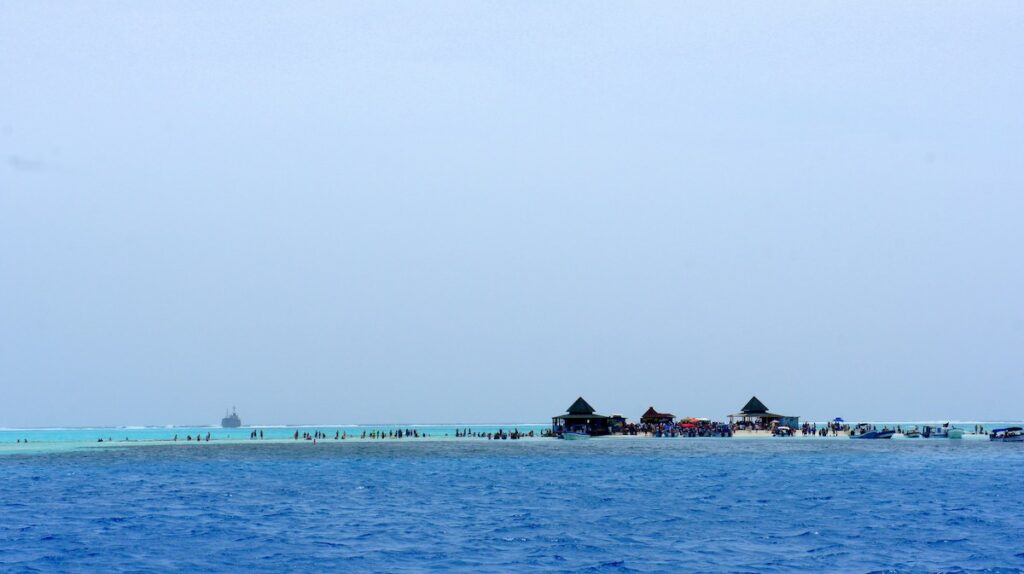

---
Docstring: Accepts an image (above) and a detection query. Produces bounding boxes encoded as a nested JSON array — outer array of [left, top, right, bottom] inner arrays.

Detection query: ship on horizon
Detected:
[[221, 407, 241, 428]]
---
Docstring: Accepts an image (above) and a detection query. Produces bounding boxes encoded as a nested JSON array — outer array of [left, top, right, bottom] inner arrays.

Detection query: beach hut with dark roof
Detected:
[[640, 407, 675, 425], [728, 396, 799, 429], [551, 397, 611, 436]]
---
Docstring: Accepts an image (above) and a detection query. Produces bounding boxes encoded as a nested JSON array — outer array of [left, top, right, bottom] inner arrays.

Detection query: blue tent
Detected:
[[833, 417, 844, 422]]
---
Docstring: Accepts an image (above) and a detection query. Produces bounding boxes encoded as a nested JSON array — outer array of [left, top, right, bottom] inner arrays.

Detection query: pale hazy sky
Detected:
[[2, 2, 1022, 427]]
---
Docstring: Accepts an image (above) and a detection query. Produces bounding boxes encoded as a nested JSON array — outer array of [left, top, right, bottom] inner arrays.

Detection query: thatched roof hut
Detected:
[[640, 407, 675, 425], [728, 396, 799, 428], [740, 396, 769, 415], [551, 397, 610, 436]]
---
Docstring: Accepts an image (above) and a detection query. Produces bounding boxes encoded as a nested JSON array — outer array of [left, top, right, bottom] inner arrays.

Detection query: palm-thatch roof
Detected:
[[729, 396, 796, 420], [566, 396, 596, 415], [740, 396, 769, 414], [641, 407, 675, 421], [553, 397, 609, 420]]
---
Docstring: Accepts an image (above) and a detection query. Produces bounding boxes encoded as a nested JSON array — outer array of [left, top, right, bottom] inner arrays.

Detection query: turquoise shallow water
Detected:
[[2, 437, 1023, 573], [0, 424, 549, 452], [2, 421, 1016, 452]]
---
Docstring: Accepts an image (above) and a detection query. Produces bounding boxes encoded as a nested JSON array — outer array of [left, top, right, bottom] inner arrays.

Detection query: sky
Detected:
[[1, 1, 1023, 427]]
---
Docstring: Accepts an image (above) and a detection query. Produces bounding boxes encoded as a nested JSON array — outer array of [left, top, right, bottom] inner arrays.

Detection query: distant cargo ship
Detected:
[[221, 407, 241, 428]]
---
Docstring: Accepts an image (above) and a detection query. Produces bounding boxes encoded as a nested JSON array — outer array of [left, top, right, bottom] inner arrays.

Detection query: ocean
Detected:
[[2, 433, 1023, 573], [0, 424, 548, 450]]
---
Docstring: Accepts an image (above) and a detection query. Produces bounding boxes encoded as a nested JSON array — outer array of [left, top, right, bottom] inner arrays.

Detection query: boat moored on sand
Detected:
[[850, 424, 895, 439], [989, 427, 1024, 442], [900, 427, 922, 438], [773, 426, 794, 437], [922, 424, 963, 439]]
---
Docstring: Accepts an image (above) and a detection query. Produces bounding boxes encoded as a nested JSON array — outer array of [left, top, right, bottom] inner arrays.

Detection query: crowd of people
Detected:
[[454, 428, 535, 440], [12, 421, 997, 445], [233, 427, 540, 442], [801, 421, 849, 436], [731, 419, 771, 432], [619, 420, 732, 437]]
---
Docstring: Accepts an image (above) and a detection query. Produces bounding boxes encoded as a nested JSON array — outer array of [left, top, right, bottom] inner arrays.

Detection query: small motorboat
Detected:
[[773, 426, 794, 437], [849, 424, 894, 439], [561, 431, 590, 440], [989, 427, 1024, 442], [902, 427, 921, 438], [922, 424, 963, 439]]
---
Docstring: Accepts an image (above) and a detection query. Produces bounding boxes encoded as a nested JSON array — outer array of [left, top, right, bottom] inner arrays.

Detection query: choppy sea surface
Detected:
[[2, 437, 1024, 573]]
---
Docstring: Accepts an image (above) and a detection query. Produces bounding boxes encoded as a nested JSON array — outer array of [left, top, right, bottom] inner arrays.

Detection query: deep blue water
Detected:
[[2, 439, 1023, 573]]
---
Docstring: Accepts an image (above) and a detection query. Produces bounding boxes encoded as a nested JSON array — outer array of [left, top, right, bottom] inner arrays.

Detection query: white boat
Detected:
[[773, 426, 794, 437], [901, 427, 921, 438], [923, 424, 962, 439], [849, 424, 894, 439], [562, 432, 590, 440], [990, 427, 1024, 442]]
